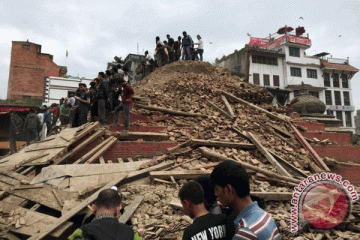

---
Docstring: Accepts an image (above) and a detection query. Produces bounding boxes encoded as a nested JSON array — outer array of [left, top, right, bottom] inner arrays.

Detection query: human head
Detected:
[[112, 66, 118, 73], [156, 36, 160, 42], [79, 83, 87, 92], [123, 67, 129, 74], [166, 34, 170, 39], [210, 160, 250, 208], [178, 36, 181, 41], [197, 35, 201, 40], [163, 40, 168, 45], [90, 81, 96, 88], [183, 31, 187, 37], [92, 189, 122, 217], [64, 100, 68, 106], [195, 175, 217, 210], [145, 50, 149, 55], [179, 181, 205, 219], [60, 97, 65, 105], [98, 72, 105, 80], [94, 78, 99, 85], [118, 78, 126, 87], [105, 70, 112, 77], [29, 108, 36, 114]]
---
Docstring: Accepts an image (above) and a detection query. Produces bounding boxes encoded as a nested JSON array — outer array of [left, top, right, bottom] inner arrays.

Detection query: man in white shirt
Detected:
[[194, 35, 204, 61]]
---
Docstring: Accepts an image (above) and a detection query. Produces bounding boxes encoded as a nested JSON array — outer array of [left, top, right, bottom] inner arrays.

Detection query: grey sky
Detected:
[[0, 0, 359, 109]]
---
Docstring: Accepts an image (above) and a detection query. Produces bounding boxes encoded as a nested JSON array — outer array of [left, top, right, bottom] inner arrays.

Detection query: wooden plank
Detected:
[[73, 122, 99, 142], [220, 90, 289, 122], [52, 190, 64, 207], [25, 145, 68, 153], [230, 127, 251, 142], [27, 174, 128, 240], [246, 132, 292, 178], [69, 173, 127, 192], [18, 154, 50, 167], [198, 147, 301, 184], [84, 137, 117, 164], [108, 131, 169, 141], [119, 196, 144, 223], [207, 100, 234, 120], [118, 158, 124, 163], [289, 123, 330, 171], [0, 170, 32, 182], [249, 192, 293, 201], [54, 128, 105, 165], [134, 103, 209, 118], [268, 150, 308, 178], [149, 170, 212, 181], [153, 178, 173, 185], [99, 156, 105, 164], [127, 158, 134, 162], [266, 123, 294, 138], [221, 95, 236, 118], [191, 139, 255, 149], [73, 136, 113, 164]]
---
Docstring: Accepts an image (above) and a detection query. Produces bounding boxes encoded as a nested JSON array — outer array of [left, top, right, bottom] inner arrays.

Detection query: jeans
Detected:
[[79, 109, 89, 126], [9, 129, 17, 154], [26, 128, 38, 145], [114, 103, 130, 130], [195, 49, 204, 61], [98, 99, 106, 126], [52, 116, 58, 127], [182, 46, 191, 60]]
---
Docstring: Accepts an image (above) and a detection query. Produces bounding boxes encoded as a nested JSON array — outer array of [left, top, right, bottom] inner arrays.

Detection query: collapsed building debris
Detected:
[[0, 61, 359, 239]]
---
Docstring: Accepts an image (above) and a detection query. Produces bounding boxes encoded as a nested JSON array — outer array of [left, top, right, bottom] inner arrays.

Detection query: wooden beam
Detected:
[[289, 123, 330, 171], [266, 123, 294, 138], [221, 95, 236, 118], [119, 196, 144, 223], [250, 192, 293, 201], [99, 156, 105, 164], [54, 128, 105, 165], [268, 150, 308, 178], [84, 137, 117, 164], [191, 139, 255, 149], [25, 145, 68, 153], [18, 154, 50, 167], [246, 132, 292, 178], [73, 137, 113, 164], [255, 173, 298, 187], [207, 100, 234, 120], [153, 178, 173, 185], [230, 127, 251, 142], [73, 122, 99, 142], [198, 147, 301, 184], [149, 170, 212, 181], [27, 174, 128, 240], [107, 131, 169, 141], [220, 90, 289, 122], [134, 103, 209, 118]]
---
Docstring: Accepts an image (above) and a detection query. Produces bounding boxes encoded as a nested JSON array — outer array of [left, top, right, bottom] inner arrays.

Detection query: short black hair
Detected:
[[29, 108, 36, 113], [178, 36, 181, 40], [156, 36, 160, 41], [90, 81, 96, 88], [123, 67, 129, 72], [179, 181, 204, 205], [210, 160, 250, 198], [79, 83, 86, 88], [95, 189, 122, 209], [119, 78, 126, 85], [167, 34, 170, 37], [145, 50, 148, 54], [98, 72, 105, 78], [105, 70, 112, 76], [112, 66, 118, 73], [195, 175, 217, 205], [183, 31, 187, 34]]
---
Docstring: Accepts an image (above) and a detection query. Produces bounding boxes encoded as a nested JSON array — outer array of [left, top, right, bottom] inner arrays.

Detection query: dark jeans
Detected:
[[60, 115, 69, 125], [114, 103, 130, 130], [52, 116, 58, 127], [182, 46, 191, 60], [79, 109, 89, 126], [26, 128, 38, 145], [9, 129, 17, 154], [71, 108, 80, 128], [45, 121, 51, 136], [98, 99, 106, 126], [195, 49, 204, 61]]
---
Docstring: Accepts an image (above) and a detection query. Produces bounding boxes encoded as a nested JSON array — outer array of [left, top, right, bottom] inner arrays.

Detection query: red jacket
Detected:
[[122, 83, 134, 104]]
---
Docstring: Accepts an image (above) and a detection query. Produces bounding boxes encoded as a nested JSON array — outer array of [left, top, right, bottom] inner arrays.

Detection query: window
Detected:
[[263, 74, 270, 86], [307, 69, 317, 79], [273, 75, 280, 87], [22, 44, 30, 50], [333, 73, 340, 87], [334, 91, 341, 105], [345, 112, 352, 127], [290, 67, 302, 77], [252, 55, 278, 65], [343, 91, 350, 106], [253, 73, 260, 85], [325, 90, 332, 105], [289, 47, 300, 57], [336, 111, 343, 126], [324, 73, 330, 87], [23, 96, 31, 100], [309, 91, 319, 99], [341, 74, 348, 88]]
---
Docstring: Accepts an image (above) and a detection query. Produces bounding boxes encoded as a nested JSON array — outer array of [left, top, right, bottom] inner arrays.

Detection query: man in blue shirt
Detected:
[[181, 31, 193, 60], [210, 160, 281, 240]]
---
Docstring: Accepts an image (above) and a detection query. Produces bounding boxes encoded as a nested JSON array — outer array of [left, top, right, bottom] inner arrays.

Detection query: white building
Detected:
[[215, 26, 359, 132], [42, 77, 94, 106]]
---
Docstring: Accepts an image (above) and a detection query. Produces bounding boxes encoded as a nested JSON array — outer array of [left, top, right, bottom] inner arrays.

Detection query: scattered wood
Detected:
[[108, 131, 169, 141], [25, 144, 68, 153], [119, 196, 144, 224], [153, 178, 173, 185], [221, 95, 236, 119], [18, 153, 50, 167], [149, 170, 212, 181], [191, 139, 255, 149], [73, 122, 99, 142], [267, 150, 308, 178], [206, 100, 234, 120], [134, 103, 209, 118]]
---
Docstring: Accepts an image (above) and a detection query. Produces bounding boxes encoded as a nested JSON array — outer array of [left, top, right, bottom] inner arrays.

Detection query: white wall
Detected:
[[249, 55, 285, 88]]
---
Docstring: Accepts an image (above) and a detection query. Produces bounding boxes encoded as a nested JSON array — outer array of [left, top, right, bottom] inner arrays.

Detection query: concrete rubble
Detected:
[[0, 61, 359, 239]]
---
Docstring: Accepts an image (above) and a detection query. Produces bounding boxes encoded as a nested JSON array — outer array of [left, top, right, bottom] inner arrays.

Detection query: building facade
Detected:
[[215, 27, 358, 132], [7, 41, 67, 101]]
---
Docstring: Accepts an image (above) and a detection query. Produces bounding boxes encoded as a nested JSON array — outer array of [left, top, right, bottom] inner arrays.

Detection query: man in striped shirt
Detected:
[[210, 160, 281, 240]]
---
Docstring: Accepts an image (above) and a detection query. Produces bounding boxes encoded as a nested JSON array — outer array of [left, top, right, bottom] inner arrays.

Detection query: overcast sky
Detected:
[[0, 0, 359, 110]]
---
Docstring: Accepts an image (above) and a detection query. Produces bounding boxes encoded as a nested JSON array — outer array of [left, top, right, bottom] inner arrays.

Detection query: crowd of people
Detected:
[[68, 160, 280, 240]]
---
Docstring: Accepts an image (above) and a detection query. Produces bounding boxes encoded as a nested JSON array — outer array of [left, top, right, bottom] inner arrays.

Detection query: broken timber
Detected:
[[119, 196, 144, 223], [220, 90, 289, 122], [108, 131, 169, 141], [27, 174, 128, 240], [268, 150, 308, 178], [84, 136, 117, 164], [198, 147, 301, 184], [149, 170, 212, 181], [191, 139, 255, 149], [289, 123, 330, 171], [246, 132, 292, 178], [134, 103, 209, 118], [73, 136, 114, 164], [206, 100, 234, 120], [221, 95, 236, 119]]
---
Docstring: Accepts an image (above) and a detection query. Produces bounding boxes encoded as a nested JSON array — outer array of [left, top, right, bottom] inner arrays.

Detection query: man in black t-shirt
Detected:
[[179, 181, 227, 240], [75, 83, 90, 126]]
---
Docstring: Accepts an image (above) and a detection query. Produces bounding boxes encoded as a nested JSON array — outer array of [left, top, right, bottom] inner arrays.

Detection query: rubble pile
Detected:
[[0, 61, 359, 239]]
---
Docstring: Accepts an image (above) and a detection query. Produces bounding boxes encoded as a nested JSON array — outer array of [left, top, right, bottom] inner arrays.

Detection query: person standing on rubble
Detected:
[[96, 72, 109, 126], [43, 105, 51, 136], [122, 67, 132, 85], [195, 175, 222, 214], [59, 100, 70, 126], [76, 83, 91, 126], [181, 31, 193, 60], [174, 36, 182, 61], [50, 103, 59, 128], [114, 78, 134, 132], [23, 109, 40, 145], [156, 44, 170, 67], [166, 34, 175, 49], [9, 110, 23, 154], [68, 189, 142, 240], [179, 181, 227, 240], [210, 160, 281, 240], [194, 35, 204, 61]]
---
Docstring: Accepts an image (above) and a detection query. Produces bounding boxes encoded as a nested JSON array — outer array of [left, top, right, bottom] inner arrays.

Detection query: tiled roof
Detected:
[[321, 60, 359, 72]]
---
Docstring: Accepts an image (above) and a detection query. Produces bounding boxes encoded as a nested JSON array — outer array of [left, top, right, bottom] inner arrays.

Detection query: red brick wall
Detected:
[[302, 132, 351, 146], [294, 122, 325, 132], [7, 41, 61, 100], [312, 145, 360, 164]]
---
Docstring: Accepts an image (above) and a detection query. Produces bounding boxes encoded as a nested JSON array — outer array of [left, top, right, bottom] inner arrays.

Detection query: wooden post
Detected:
[[207, 100, 234, 120], [134, 103, 209, 118], [73, 137, 113, 164], [221, 95, 236, 118], [84, 137, 117, 164]]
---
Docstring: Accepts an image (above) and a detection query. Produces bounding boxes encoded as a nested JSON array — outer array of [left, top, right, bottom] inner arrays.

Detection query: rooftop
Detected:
[[321, 59, 359, 72]]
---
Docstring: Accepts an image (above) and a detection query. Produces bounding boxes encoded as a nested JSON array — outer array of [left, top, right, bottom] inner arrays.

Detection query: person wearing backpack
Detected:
[[9, 110, 23, 154], [23, 109, 40, 145]]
